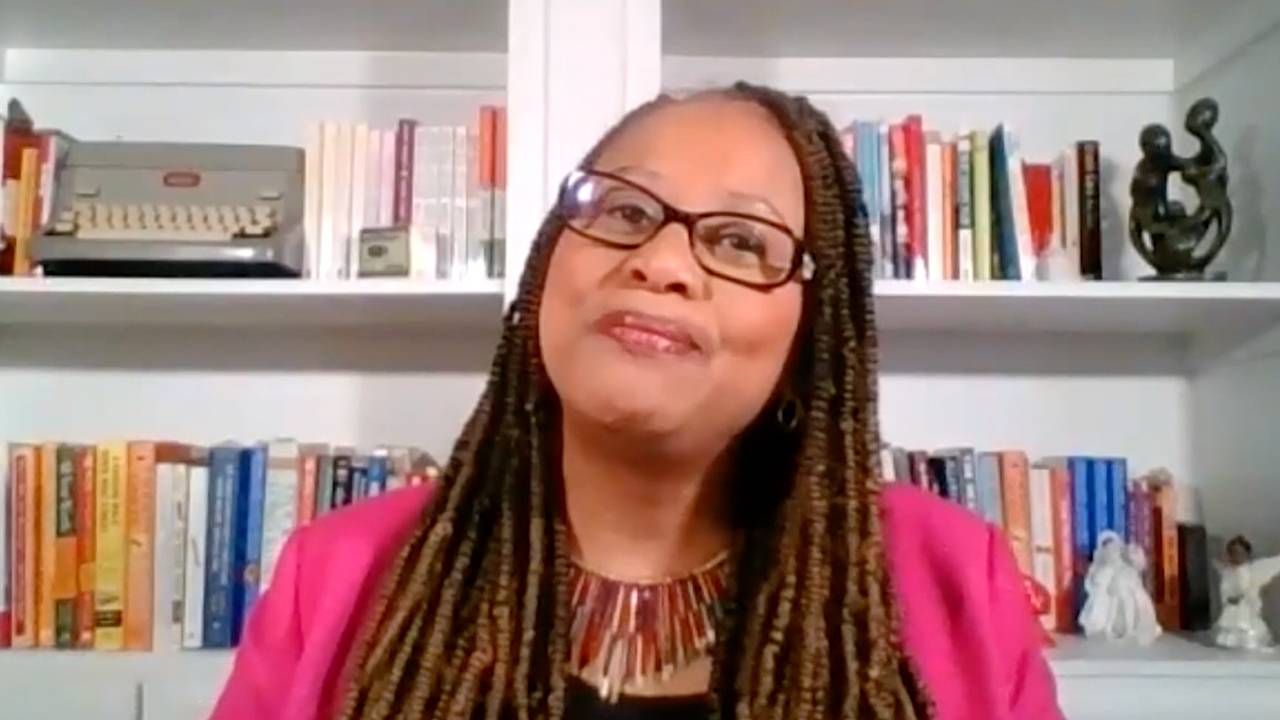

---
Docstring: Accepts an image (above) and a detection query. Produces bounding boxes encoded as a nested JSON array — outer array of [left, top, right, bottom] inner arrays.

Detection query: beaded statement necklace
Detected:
[[568, 551, 732, 702]]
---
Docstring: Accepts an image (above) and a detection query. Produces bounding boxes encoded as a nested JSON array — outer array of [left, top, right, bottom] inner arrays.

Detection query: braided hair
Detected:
[[339, 82, 933, 720]]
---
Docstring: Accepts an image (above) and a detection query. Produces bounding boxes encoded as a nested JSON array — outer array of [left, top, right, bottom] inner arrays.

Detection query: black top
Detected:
[[564, 676, 712, 720]]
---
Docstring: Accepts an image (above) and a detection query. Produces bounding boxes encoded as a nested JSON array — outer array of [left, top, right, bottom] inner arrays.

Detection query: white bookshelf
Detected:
[[2, 1, 1280, 719]]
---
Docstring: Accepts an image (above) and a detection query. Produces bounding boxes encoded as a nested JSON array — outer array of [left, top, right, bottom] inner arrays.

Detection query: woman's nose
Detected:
[[619, 222, 706, 298]]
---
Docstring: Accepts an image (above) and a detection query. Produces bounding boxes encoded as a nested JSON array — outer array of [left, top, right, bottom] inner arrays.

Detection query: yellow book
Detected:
[[94, 443, 128, 650], [36, 442, 58, 647], [14, 146, 40, 276]]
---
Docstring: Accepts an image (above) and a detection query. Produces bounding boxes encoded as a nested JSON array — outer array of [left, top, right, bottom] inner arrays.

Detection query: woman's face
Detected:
[[539, 98, 805, 455]]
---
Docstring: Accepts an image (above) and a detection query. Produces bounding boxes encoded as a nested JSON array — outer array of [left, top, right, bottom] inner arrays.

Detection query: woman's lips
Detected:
[[591, 310, 705, 357]]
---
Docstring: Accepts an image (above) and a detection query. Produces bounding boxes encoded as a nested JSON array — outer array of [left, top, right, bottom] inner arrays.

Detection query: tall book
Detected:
[[1151, 479, 1180, 629], [393, 119, 419, 226], [1108, 458, 1129, 542], [1077, 141, 1102, 279], [262, 440, 300, 589], [941, 140, 957, 280], [2, 102, 40, 274], [890, 124, 911, 279], [975, 452, 1004, 528], [124, 442, 156, 650], [1027, 466, 1056, 632], [93, 443, 127, 650], [331, 452, 354, 509], [302, 122, 324, 278], [297, 444, 326, 526], [924, 132, 944, 282], [970, 130, 993, 280], [73, 446, 95, 648], [349, 123, 371, 277], [988, 126, 1019, 280], [0, 443, 9, 647], [52, 444, 79, 648], [203, 444, 241, 648], [1059, 149, 1083, 280], [182, 451, 210, 649], [154, 443, 194, 651], [1023, 163, 1054, 271], [1178, 524, 1212, 631], [1046, 463, 1076, 633], [905, 116, 927, 280], [232, 444, 267, 644], [877, 124, 895, 279], [998, 451, 1032, 576], [332, 123, 354, 279], [9, 444, 38, 647], [318, 122, 340, 280], [1066, 456, 1094, 629], [955, 135, 974, 281], [37, 442, 57, 647]]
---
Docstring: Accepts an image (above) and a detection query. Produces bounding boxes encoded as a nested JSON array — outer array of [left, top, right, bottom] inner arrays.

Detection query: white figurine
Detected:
[[1078, 531, 1163, 644], [1213, 536, 1280, 651]]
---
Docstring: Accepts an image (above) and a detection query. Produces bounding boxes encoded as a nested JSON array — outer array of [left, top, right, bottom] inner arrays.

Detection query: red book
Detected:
[[9, 444, 38, 647], [1023, 163, 1054, 257], [999, 451, 1033, 576], [478, 106, 498, 190], [905, 115, 927, 278], [941, 141, 957, 280], [392, 119, 419, 226], [1151, 480, 1180, 629], [74, 445, 96, 648], [1047, 465, 1075, 633], [298, 450, 318, 526]]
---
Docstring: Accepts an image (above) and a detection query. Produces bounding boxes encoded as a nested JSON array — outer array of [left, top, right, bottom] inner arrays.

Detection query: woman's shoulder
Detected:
[[291, 484, 438, 574], [879, 482, 995, 562]]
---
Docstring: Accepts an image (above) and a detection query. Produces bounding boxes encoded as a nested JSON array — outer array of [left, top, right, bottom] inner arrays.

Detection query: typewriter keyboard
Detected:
[[47, 202, 278, 242]]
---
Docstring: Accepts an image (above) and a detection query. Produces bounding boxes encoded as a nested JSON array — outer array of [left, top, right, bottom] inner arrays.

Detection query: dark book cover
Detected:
[[351, 456, 370, 501], [53, 444, 77, 648], [989, 125, 1021, 280], [203, 444, 242, 648], [232, 445, 267, 644], [907, 450, 930, 492], [316, 453, 334, 516], [1177, 524, 1212, 631], [331, 453, 353, 509], [926, 457, 950, 500], [1077, 141, 1102, 279]]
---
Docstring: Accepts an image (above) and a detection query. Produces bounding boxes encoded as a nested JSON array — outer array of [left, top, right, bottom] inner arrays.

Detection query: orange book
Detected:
[[998, 451, 1032, 575], [13, 146, 41, 276], [94, 442, 127, 650], [52, 445, 80, 647], [478, 106, 497, 190], [37, 442, 58, 647], [298, 449, 319, 526], [494, 107, 507, 190], [1047, 464, 1075, 633], [125, 441, 157, 650], [9, 444, 39, 647], [941, 141, 956, 280], [74, 445, 96, 648], [1151, 479, 1180, 629]]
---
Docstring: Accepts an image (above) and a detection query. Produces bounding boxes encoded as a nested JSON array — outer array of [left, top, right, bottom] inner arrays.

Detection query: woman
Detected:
[[212, 83, 1061, 719]]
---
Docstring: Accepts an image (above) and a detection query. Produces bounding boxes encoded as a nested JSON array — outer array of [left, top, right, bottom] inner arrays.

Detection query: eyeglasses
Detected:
[[555, 169, 814, 290]]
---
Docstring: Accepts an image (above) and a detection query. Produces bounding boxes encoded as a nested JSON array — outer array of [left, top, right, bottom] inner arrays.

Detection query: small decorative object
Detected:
[[1078, 531, 1163, 644], [569, 551, 730, 701], [357, 226, 411, 277], [1128, 97, 1233, 281], [1212, 535, 1280, 651]]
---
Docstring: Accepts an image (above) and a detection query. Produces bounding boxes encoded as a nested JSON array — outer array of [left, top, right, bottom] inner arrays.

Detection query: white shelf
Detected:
[[873, 280, 1280, 341], [0, 277, 506, 331], [1049, 633, 1280, 679], [0, 0, 507, 53]]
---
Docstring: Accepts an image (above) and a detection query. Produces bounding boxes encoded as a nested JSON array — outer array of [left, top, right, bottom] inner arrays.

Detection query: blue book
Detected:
[[1091, 457, 1113, 536], [1109, 457, 1129, 542], [988, 125, 1021, 280], [232, 444, 267, 644], [975, 452, 1004, 528], [352, 457, 369, 500], [367, 456, 389, 497], [1067, 456, 1094, 630], [203, 444, 242, 648]]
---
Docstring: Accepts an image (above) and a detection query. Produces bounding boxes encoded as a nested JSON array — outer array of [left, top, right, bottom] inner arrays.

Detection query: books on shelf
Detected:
[[1, 100, 75, 277], [3, 439, 441, 651], [841, 117, 1102, 283], [881, 445, 1196, 636], [304, 105, 508, 283]]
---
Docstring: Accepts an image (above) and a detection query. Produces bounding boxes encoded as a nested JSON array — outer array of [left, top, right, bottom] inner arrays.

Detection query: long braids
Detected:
[[340, 82, 932, 719]]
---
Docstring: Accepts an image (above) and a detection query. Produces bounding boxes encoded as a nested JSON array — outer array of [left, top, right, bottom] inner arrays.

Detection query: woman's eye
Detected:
[[708, 228, 768, 258], [606, 203, 655, 227]]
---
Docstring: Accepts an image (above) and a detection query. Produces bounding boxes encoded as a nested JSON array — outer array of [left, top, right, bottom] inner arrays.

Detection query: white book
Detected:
[[466, 124, 486, 280], [433, 127, 456, 278], [379, 129, 396, 227], [318, 122, 340, 280], [410, 126, 437, 279], [365, 129, 383, 229], [181, 463, 208, 649], [302, 123, 324, 279], [349, 124, 370, 276], [1061, 150, 1083, 280], [261, 440, 299, 590], [925, 133, 944, 282], [152, 462, 187, 650], [451, 125, 469, 281], [332, 123, 354, 279], [1004, 131, 1037, 281], [956, 135, 975, 282], [1028, 466, 1057, 632]]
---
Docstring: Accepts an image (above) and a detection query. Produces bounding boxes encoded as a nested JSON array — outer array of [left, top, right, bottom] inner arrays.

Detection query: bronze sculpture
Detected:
[[1128, 98, 1232, 280]]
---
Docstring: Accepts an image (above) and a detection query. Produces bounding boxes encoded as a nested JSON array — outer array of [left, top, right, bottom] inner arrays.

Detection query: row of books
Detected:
[[0, 440, 441, 651], [304, 107, 508, 283], [882, 446, 1209, 634], [841, 118, 1103, 283], [0, 99, 71, 276]]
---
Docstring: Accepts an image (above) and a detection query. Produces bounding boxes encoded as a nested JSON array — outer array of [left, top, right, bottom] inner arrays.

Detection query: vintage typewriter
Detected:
[[33, 142, 305, 277]]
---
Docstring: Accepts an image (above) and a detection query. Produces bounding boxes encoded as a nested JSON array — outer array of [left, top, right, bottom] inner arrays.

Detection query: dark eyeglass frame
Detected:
[[556, 168, 815, 290]]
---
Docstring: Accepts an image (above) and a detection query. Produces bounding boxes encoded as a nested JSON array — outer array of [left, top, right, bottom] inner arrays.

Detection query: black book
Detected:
[[1178, 524, 1213, 631]]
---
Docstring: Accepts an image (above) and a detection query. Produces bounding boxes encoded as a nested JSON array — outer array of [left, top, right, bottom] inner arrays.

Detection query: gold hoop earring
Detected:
[[775, 394, 803, 432]]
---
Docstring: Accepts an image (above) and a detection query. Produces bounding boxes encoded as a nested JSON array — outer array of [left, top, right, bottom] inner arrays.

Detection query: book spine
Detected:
[[203, 446, 239, 648], [1027, 466, 1056, 631], [13, 147, 40, 275], [1007, 139, 1036, 280], [925, 457, 948, 501], [348, 123, 370, 276], [956, 448, 978, 514], [906, 450, 929, 492], [889, 124, 911, 279], [152, 462, 176, 649], [262, 440, 299, 590], [393, 119, 418, 226], [906, 116, 927, 280], [925, 133, 943, 282], [1061, 149, 1082, 279], [1153, 481, 1180, 629], [318, 121, 339, 280], [1177, 524, 1212, 631], [1132, 481, 1155, 591], [998, 451, 1032, 576], [493, 107, 508, 278], [1068, 456, 1093, 629], [943, 141, 958, 280], [124, 442, 155, 650], [73, 446, 95, 648], [11, 444, 37, 647], [93, 443, 127, 650], [352, 456, 370, 501], [316, 453, 335, 515], [876, 124, 894, 279], [364, 128, 382, 229], [233, 445, 267, 643], [1048, 465, 1075, 633], [297, 448, 318, 526], [332, 123, 354, 279], [971, 131, 992, 281], [1090, 457, 1111, 536], [182, 461, 208, 649], [941, 454, 962, 504], [367, 455, 388, 498], [1077, 141, 1102, 279], [956, 136, 974, 281], [0, 444, 9, 647], [37, 442, 57, 647], [331, 454, 353, 509], [303, 122, 324, 278], [410, 125, 437, 280], [975, 452, 1003, 527], [1109, 458, 1128, 542], [53, 444, 78, 648]]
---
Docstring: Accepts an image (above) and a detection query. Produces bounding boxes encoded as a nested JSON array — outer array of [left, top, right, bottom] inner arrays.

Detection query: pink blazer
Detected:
[[210, 483, 1063, 719]]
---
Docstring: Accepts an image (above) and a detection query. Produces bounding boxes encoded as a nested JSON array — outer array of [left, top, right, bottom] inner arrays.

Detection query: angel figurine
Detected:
[[1078, 531, 1163, 644], [1213, 536, 1280, 651]]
